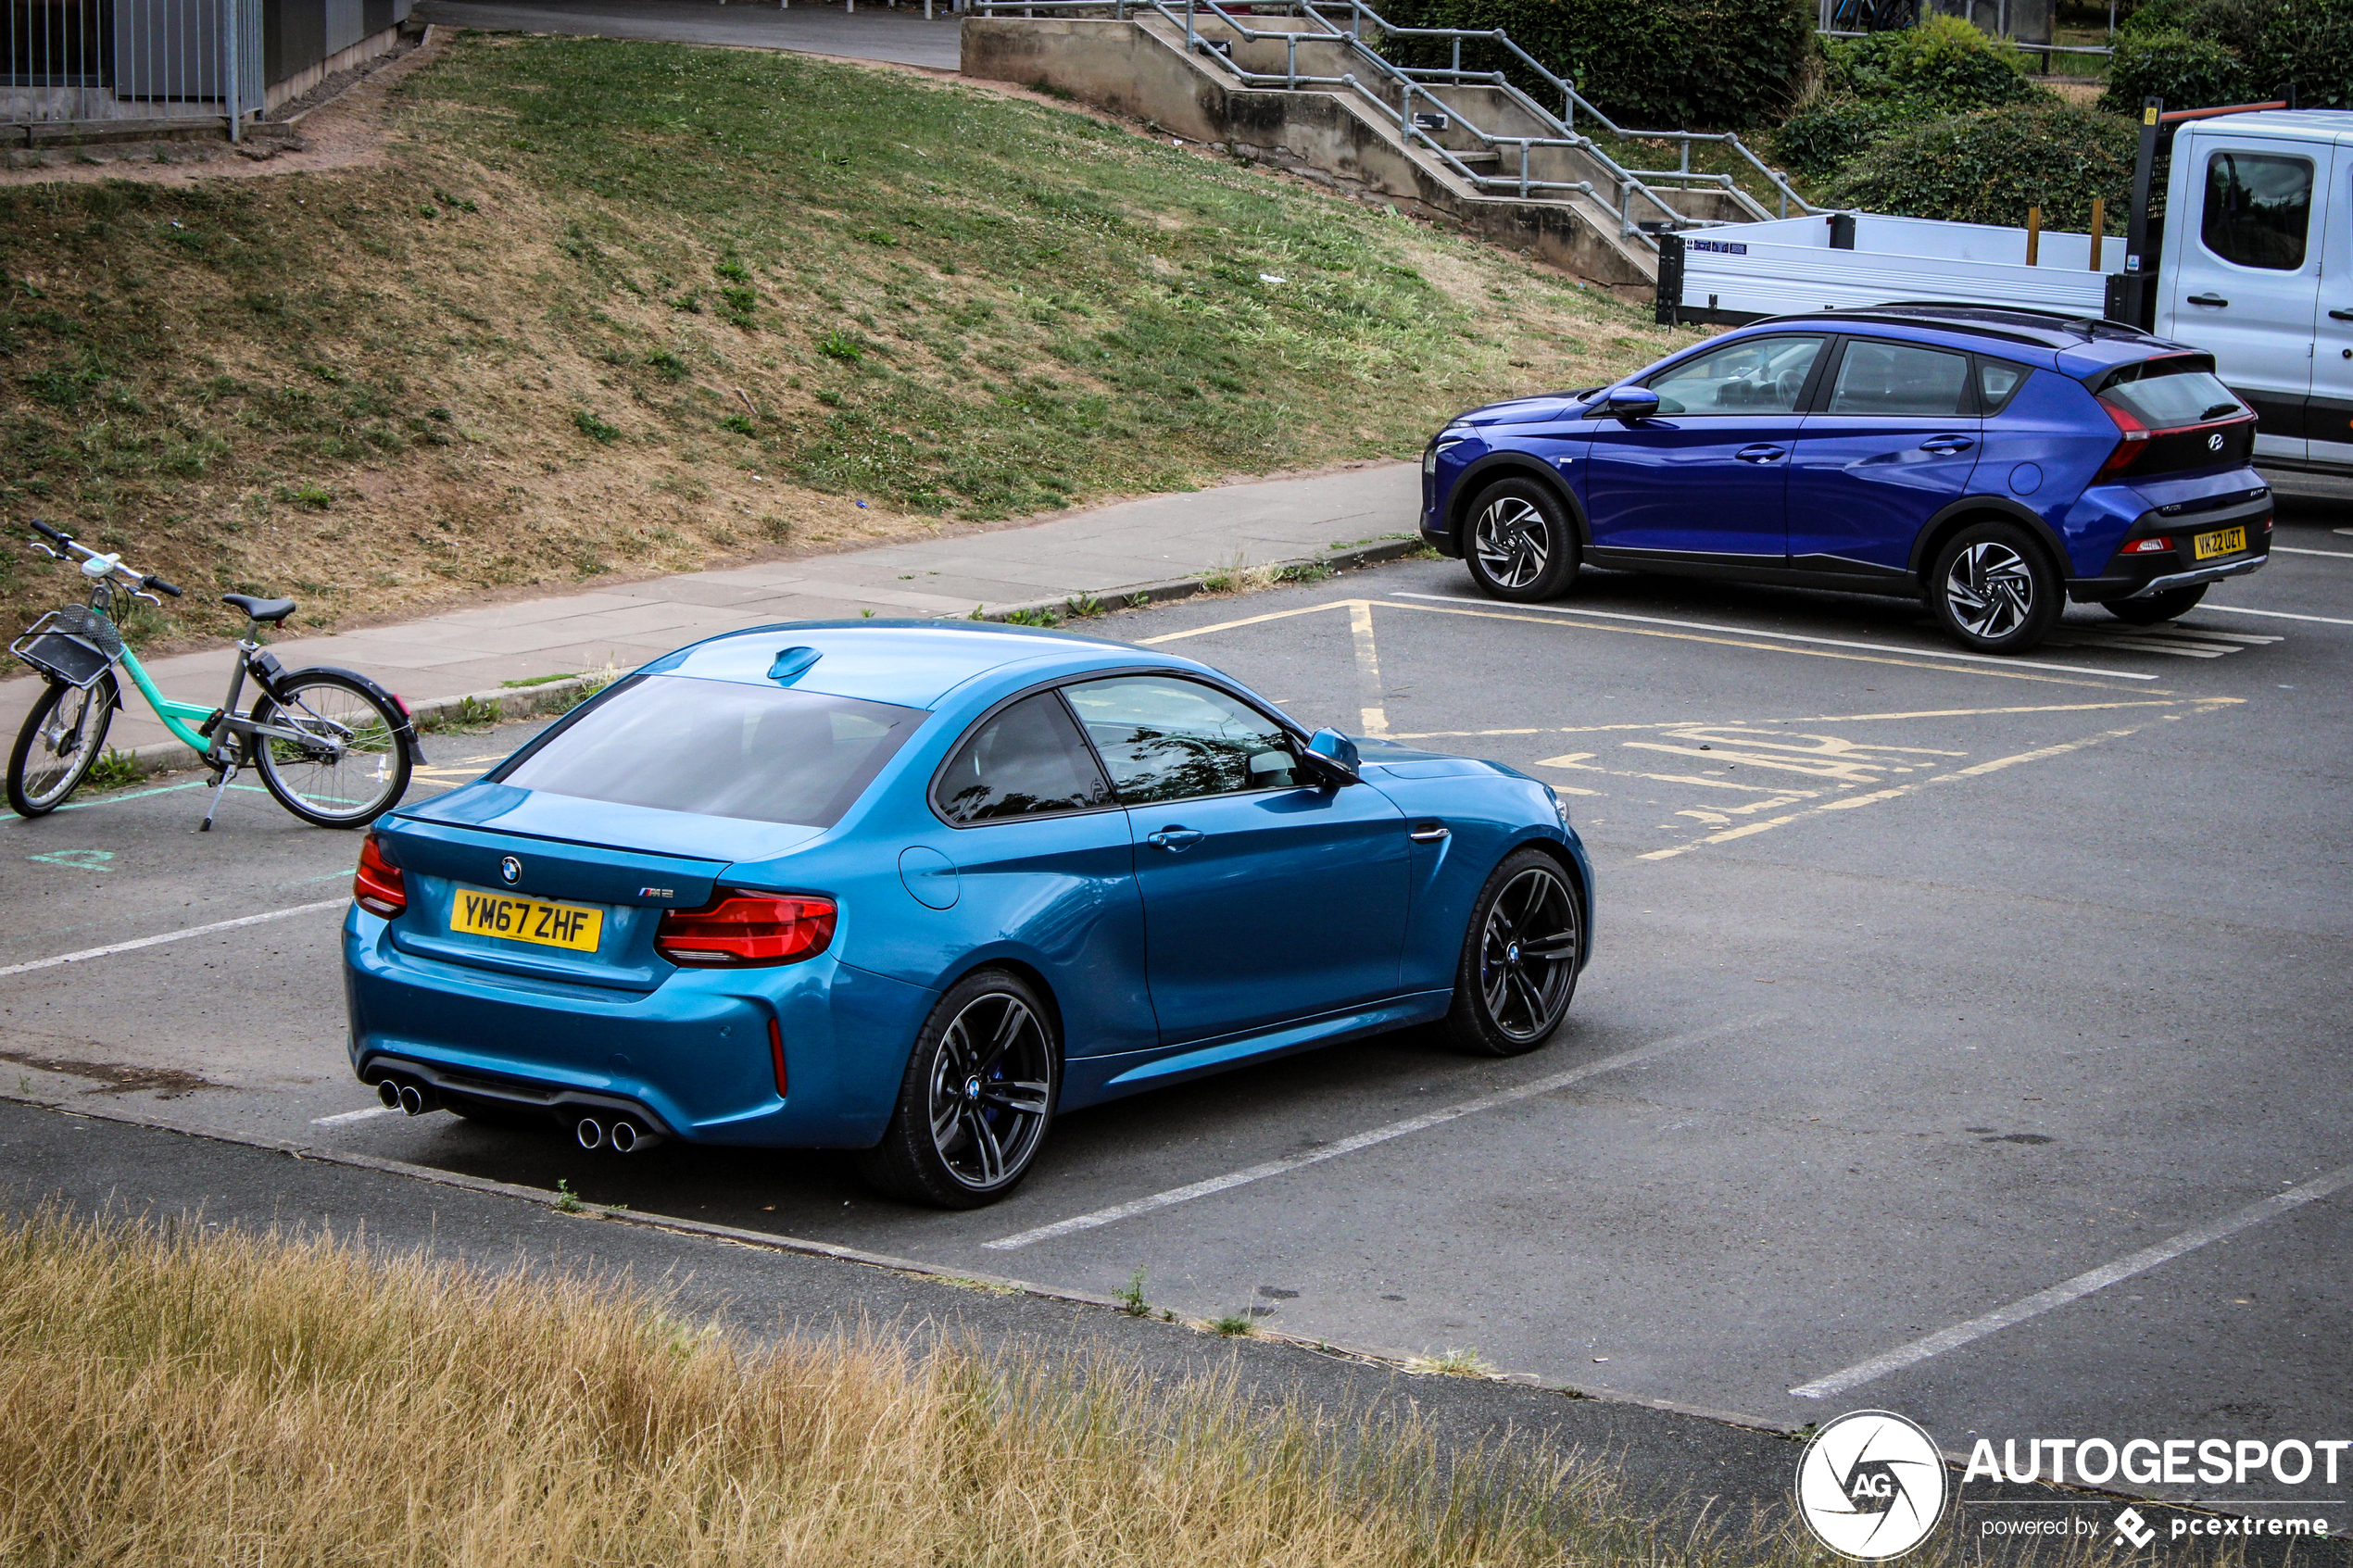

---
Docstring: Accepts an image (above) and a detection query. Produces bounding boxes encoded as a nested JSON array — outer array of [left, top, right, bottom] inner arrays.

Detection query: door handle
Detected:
[[1734, 444, 1787, 463], [1407, 822, 1450, 844], [2187, 293, 2229, 307], [1145, 826, 1203, 851], [2331, 307, 2353, 322], [1919, 435, 1975, 454]]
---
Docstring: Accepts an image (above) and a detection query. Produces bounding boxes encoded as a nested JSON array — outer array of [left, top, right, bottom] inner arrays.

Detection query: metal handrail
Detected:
[[966, 0, 1828, 239]]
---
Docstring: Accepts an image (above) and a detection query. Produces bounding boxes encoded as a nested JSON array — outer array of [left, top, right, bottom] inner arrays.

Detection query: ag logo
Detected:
[[2208, 431, 2225, 451], [1794, 1410, 1949, 1560]]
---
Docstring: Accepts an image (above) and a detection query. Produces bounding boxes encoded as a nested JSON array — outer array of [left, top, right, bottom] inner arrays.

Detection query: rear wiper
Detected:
[[2200, 402, 2242, 420]]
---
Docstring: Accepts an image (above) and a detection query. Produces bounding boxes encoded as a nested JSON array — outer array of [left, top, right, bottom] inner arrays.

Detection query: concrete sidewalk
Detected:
[[414, 0, 963, 67], [1, 464, 1420, 767]]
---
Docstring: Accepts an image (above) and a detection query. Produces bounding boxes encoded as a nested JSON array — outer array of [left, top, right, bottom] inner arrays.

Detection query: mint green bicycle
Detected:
[[8, 520, 422, 829]]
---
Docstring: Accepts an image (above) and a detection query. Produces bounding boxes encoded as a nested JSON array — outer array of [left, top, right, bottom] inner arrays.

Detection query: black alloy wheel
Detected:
[[856, 968, 1059, 1209], [1463, 478, 1580, 603], [1929, 520, 2063, 655], [1443, 847, 1581, 1056], [2105, 583, 2208, 625]]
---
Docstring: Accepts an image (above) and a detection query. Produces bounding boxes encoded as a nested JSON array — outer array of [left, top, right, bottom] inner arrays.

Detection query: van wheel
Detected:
[[2105, 584, 2207, 624], [1464, 479, 1580, 603], [1929, 521, 2062, 654]]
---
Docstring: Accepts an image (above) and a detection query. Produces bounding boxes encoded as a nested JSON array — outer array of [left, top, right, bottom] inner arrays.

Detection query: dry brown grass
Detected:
[[0, 1207, 2191, 1567]]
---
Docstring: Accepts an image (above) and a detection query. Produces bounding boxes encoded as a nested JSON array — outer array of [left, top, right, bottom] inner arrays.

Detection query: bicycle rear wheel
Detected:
[[8, 675, 119, 818], [252, 670, 411, 827]]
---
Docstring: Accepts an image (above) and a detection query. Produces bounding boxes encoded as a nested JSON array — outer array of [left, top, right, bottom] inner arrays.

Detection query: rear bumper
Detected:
[[2068, 490, 2273, 604], [342, 909, 934, 1148]]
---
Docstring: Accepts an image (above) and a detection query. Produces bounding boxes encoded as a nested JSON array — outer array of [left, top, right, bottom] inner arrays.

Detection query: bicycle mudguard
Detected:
[[278, 665, 430, 765]]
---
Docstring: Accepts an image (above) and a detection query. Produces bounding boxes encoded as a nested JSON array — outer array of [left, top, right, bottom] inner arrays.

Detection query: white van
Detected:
[[2157, 110, 2352, 475], [1652, 107, 2353, 478]]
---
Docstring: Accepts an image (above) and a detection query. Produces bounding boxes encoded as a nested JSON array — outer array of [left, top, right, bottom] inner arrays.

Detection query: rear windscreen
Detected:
[[493, 675, 924, 827], [2101, 364, 2244, 429]]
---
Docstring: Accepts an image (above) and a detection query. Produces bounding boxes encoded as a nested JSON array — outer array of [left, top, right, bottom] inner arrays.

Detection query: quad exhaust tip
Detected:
[[375, 1076, 438, 1115], [576, 1116, 605, 1151]]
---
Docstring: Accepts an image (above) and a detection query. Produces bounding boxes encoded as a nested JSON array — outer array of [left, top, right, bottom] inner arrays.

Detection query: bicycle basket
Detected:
[[9, 606, 123, 689]]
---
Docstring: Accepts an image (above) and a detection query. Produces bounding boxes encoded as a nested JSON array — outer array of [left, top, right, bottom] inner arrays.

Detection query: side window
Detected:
[[933, 692, 1112, 825], [1644, 335, 1824, 415], [1062, 676, 1302, 806], [1976, 358, 2030, 414], [1824, 340, 1972, 417], [2201, 151, 2313, 270]]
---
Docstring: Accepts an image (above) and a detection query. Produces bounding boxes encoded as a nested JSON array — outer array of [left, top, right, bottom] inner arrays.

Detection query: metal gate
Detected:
[[6, 0, 263, 134]]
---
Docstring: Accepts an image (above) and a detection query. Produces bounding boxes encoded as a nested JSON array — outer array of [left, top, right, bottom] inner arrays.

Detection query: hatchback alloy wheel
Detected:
[[1462, 478, 1579, 602], [1929, 520, 2061, 655]]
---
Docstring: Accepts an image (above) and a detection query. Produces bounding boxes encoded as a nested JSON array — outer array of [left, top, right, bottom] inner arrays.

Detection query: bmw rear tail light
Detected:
[[354, 834, 407, 919], [2094, 396, 2152, 482], [655, 894, 837, 967]]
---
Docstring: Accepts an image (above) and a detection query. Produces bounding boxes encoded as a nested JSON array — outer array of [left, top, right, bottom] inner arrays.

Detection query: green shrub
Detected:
[[2250, 0, 2353, 105], [1375, 0, 1814, 130], [1823, 99, 2137, 229], [1819, 14, 2045, 109], [2120, 0, 2275, 58], [2098, 28, 2248, 110], [1771, 94, 1906, 177]]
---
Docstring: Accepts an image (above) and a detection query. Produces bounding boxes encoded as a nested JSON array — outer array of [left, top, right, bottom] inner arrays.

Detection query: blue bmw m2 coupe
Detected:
[[346, 622, 1591, 1207], [1419, 304, 2272, 654]]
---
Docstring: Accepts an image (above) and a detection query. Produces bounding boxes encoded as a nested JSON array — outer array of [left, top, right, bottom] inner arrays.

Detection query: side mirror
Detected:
[[1591, 386, 1660, 421], [1300, 727, 1361, 786]]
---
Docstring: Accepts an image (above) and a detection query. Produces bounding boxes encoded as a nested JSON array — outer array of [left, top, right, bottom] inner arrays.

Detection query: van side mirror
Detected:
[[1300, 728, 1361, 786], [1592, 386, 1660, 421]]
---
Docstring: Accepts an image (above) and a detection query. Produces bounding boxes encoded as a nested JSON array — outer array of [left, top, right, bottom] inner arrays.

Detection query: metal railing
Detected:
[[6, 0, 263, 139], [966, 0, 1827, 246]]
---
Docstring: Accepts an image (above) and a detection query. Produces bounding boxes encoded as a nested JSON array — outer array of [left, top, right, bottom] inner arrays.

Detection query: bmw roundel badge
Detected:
[[500, 856, 522, 885]]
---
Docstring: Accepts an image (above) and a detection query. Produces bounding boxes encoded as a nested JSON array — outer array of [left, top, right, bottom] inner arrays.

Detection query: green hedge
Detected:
[[1373, 0, 1815, 130], [1822, 100, 2138, 230], [1819, 14, 2045, 109], [1771, 96, 1906, 179], [2097, 29, 2247, 111], [2250, 0, 2353, 106]]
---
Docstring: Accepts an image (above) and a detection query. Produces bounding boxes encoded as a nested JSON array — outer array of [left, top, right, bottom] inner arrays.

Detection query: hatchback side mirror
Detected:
[[1592, 386, 1660, 421], [1300, 727, 1361, 786]]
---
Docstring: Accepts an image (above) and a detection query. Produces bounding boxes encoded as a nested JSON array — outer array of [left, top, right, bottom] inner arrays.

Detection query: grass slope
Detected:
[[0, 34, 1685, 646]]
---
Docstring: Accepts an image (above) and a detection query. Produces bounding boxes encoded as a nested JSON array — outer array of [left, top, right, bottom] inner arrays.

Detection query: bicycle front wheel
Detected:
[[8, 674, 119, 818], [252, 670, 412, 828]]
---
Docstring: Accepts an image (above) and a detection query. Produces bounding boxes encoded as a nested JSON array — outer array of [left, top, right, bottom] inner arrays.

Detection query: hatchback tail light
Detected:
[[2094, 396, 2153, 483], [2120, 535, 2172, 555], [354, 834, 407, 919], [655, 893, 836, 967]]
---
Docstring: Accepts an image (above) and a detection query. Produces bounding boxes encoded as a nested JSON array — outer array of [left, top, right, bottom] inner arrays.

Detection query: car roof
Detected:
[[639, 621, 1159, 709], [1741, 303, 2210, 381], [2183, 109, 2353, 146]]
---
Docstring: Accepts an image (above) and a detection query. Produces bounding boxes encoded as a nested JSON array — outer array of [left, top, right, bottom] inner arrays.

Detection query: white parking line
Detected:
[[311, 1106, 398, 1125], [983, 1011, 1783, 1251], [2272, 546, 2353, 558], [0, 898, 346, 980], [1790, 1160, 2353, 1400], [2197, 604, 2353, 626], [1386, 594, 2158, 681]]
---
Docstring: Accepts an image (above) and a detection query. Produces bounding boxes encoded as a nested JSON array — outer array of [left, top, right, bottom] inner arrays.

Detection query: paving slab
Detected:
[[413, 0, 964, 68]]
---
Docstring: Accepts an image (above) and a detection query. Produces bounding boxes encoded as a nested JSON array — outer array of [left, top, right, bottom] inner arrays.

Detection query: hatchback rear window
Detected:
[[494, 674, 924, 826], [2100, 363, 2244, 429]]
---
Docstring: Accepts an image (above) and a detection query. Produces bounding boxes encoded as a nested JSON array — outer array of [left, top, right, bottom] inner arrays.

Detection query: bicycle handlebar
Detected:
[[24, 519, 176, 594]]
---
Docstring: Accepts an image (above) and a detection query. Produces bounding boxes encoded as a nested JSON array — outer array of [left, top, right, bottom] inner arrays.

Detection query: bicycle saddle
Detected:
[[221, 594, 297, 623]]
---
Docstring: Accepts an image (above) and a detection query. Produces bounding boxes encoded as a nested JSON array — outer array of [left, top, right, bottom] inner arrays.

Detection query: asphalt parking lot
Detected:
[[4, 486, 2347, 1526]]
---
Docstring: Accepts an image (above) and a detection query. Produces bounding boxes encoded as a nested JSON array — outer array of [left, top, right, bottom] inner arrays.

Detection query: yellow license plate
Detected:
[[450, 888, 603, 952], [2194, 526, 2247, 561]]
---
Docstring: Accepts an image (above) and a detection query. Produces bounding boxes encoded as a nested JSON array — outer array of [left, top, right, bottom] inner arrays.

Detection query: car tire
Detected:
[[854, 968, 1060, 1210], [1928, 521, 2063, 655], [2104, 584, 2208, 625], [1463, 478, 1580, 603], [1441, 847, 1582, 1057]]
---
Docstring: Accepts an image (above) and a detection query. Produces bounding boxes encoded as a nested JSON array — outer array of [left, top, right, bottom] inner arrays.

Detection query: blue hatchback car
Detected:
[[1420, 304, 2274, 653], [346, 623, 1591, 1207]]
